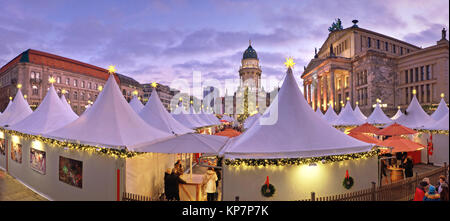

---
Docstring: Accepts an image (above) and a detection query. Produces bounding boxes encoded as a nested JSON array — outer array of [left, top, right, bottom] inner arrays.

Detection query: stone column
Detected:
[[308, 83, 312, 104], [304, 84, 307, 100], [350, 71, 354, 106], [317, 76, 322, 110], [323, 74, 328, 110], [330, 70, 336, 110]]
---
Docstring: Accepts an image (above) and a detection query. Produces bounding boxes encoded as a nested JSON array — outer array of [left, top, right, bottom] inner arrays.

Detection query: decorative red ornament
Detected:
[[345, 170, 349, 179], [265, 176, 270, 188], [428, 135, 434, 156]]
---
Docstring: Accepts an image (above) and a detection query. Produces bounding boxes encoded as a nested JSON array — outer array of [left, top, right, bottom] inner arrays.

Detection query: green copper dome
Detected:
[[243, 45, 258, 59]]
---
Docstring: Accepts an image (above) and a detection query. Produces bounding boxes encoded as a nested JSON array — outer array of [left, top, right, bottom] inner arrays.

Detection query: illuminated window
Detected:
[[57, 76, 61, 84]]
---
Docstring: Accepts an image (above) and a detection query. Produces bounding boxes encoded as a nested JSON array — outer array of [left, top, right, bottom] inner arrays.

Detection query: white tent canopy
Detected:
[[199, 109, 220, 126], [10, 85, 78, 135], [61, 94, 78, 117], [139, 89, 193, 135], [46, 75, 173, 149], [222, 115, 235, 123], [204, 110, 221, 125], [315, 108, 323, 117], [134, 133, 229, 154], [394, 95, 436, 129], [0, 89, 32, 127], [172, 106, 203, 129], [333, 101, 365, 126], [353, 104, 367, 121], [129, 95, 144, 113], [366, 103, 392, 125], [323, 104, 339, 124], [423, 113, 449, 131], [243, 113, 261, 129], [188, 106, 211, 127], [391, 108, 403, 120], [431, 98, 449, 121], [222, 67, 372, 159]]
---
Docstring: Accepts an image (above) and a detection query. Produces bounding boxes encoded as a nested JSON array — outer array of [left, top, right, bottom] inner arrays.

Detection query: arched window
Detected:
[[30, 72, 35, 79]]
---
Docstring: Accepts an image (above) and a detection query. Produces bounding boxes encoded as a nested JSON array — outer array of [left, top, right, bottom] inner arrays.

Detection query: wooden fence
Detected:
[[301, 164, 447, 201], [122, 192, 152, 201]]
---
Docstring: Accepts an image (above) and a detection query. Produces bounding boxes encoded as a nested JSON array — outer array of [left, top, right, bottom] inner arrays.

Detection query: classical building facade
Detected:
[[142, 83, 179, 111], [301, 21, 449, 116], [0, 49, 144, 115]]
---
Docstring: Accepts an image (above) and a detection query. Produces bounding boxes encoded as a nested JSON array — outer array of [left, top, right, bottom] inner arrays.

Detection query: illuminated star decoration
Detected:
[[98, 85, 103, 91], [61, 89, 67, 94], [17, 84, 22, 89], [48, 77, 56, 84], [132, 90, 138, 96], [284, 57, 296, 69], [441, 93, 445, 98], [151, 82, 158, 88], [107, 65, 116, 74]]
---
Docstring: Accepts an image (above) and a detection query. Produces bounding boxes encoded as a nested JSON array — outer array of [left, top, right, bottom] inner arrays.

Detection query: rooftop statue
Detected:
[[328, 18, 343, 33]]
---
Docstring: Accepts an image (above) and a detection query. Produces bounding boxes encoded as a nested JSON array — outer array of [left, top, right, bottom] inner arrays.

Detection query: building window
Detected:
[[81, 92, 85, 100], [337, 79, 341, 90], [30, 72, 36, 79], [407, 49, 410, 53], [426, 65, 431, 80], [410, 69, 413, 83], [385, 42, 388, 51], [32, 85, 39, 95], [377, 39, 380, 49], [400, 47, 403, 55], [367, 37, 371, 48], [66, 90, 70, 99], [66, 78, 70, 85], [345, 76, 349, 88], [88, 82, 92, 90], [420, 85, 424, 103], [74, 79, 78, 87], [57, 76, 61, 84], [393, 44, 396, 53], [405, 70, 408, 84], [57, 89, 62, 97], [405, 88, 408, 104], [426, 84, 430, 102], [74, 91, 78, 100], [415, 67, 419, 82], [81, 81, 85, 88], [420, 66, 424, 81]]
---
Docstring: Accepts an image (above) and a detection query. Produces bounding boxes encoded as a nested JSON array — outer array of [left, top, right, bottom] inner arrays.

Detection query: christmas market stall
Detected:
[[323, 103, 339, 125], [353, 102, 367, 122], [366, 102, 393, 125], [1, 70, 177, 200], [220, 62, 378, 201], [129, 95, 144, 113], [391, 106, 403, 120], [419, 113, 449, 166], [0, 85, 33, 127], [430, 94, 449, 121], [333, 100, 365, 132]]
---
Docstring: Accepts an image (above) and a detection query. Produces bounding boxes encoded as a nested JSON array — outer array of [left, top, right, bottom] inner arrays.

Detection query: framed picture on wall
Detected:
[[0, 138, 6, 156], [30, 148, 46, 175], [58, 156, 83, 188], [11, 143, 22, 163]]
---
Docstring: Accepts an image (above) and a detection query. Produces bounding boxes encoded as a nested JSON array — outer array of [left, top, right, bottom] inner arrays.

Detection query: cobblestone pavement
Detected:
[[0, 170, 47, 201]]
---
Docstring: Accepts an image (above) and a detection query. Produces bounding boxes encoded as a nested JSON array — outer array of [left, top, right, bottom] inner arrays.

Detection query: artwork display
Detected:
[[59, 156, 83, 188], [30, 148, 46, 174], [0, 138, 6, 156], [11, 143, 22, 163]]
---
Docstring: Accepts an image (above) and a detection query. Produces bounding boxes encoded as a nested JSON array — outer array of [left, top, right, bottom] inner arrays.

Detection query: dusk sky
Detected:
[[1, 0, 448, 95]]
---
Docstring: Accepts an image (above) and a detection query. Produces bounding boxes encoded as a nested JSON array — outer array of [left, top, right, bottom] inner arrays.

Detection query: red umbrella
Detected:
[[375, 123, 417, 136], [349, 123, 380, 134], [215, 128, 241, 138], [348, 132, 380, 144], [377, 136, 425, 153]]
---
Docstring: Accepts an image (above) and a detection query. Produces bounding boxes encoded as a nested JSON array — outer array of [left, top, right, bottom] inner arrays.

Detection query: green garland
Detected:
[[342, 177, 354, 189], [225, 149, 379, 167], [261, 184, 276, 197], [416, 129, 449, 135]]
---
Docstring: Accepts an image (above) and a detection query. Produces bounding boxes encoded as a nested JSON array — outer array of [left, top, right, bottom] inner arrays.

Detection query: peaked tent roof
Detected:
[[199, 109, 220, 125], [430, 98, 449, 121], [323, 104, 339, 124], [188, 106, 211, 127], [139, 90, 193, 135], [391, 109, 403, 120], [222, 115, 235, 122], [1, 100, 13, 115], [423, 113, 449, 131], [223, 67, 372, 159], [129, 96, 144, 113], [366, 103, 392, 125], [0, 89, 32, 127], [46, 75, 173, 149], [172, 106, 203, 129], [10, 85, 78, 135], [243, 113, 261, 129], [394, 95, 436, 129], [205, 111, 221, 125], [333, 101, 364, 126], [61, 94, 78, 117], [354, 104, 367, 121], [315, 108, 323, 116]]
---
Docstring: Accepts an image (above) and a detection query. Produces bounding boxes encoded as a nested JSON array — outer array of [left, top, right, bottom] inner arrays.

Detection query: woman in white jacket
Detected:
[[202, 167, 218, 201]]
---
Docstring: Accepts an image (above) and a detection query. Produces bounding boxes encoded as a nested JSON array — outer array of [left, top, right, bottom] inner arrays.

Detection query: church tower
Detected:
[[239, 41, 262, 89]]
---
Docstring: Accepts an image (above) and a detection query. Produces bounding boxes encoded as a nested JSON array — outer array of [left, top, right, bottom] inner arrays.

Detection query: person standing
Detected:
[[166, 168, 187, 201], [439, 183, 449, 201], [403, 156, 414, 178], [164, 168, 172, 200], [413, 181, 428, 201], [435, 175, 449, 194], [202, 167, 218, 201], [423, 185, 440, 201]]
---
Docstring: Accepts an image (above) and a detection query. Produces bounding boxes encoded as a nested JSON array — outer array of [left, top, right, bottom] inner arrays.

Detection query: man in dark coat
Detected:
[[164, 168, 172, 200], [166, 168, 187, 201], [403, 156, 414, 178]]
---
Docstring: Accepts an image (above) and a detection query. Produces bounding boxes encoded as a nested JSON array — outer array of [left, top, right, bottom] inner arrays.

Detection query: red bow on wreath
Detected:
[[265, 176, 270, 188], [428, 135, 434, 156], [345, 170, 349, 179]]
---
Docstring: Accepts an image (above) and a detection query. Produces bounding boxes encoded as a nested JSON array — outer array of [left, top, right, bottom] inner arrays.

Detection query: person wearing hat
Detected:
[[414, 181, 428, 201], [423, 185, 440, 201]]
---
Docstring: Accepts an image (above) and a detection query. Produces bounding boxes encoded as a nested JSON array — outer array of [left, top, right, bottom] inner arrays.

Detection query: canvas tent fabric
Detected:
[[366, 103, 393, 125], [188, 106, 211, 127], [46, 75, 173, 149], [61, 94, 78, 117], [430, 98, 449, 121], [394, 95, 436, 129], [172, 106, 203, 129], [139, 90, 193, 135], [333, 101, 365, 126], [353, 104, 367, 121], [9, 85, 78, 135], [243, 113, 261, 129], [200, 110, 220, 125], [315, 108, 323, 117], [133, 133, 229, 154], [323, 104, 339, 124], [129, 96, 144, 113], [375, 122, 417, 136], [222, 67, 372, 159], [391, 109, 403, 120], [348, 123, 380, 134], [0, 89, 32, 127], [423, 113, 449, 131]]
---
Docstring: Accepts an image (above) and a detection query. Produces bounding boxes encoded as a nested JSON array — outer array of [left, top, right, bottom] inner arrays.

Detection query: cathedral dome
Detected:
[[243, 45, 258, 59]]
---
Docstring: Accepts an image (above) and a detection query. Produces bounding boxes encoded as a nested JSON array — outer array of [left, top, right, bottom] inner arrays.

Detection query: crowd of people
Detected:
[[414, 175, 449, 201]]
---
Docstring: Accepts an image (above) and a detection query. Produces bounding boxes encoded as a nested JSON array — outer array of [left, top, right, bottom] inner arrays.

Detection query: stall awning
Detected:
[[348, 123, 380, 134], [377, 136, 425, 153], [375, 122, 417, 136]]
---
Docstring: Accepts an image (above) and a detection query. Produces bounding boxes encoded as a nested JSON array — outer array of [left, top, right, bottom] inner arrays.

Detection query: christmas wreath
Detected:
[[261, 184, 276, 197], [342, 170, 354, 189]]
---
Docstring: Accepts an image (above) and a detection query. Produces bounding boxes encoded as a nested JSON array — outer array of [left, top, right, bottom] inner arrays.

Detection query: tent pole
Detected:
[[190, 153, 193, 181]]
